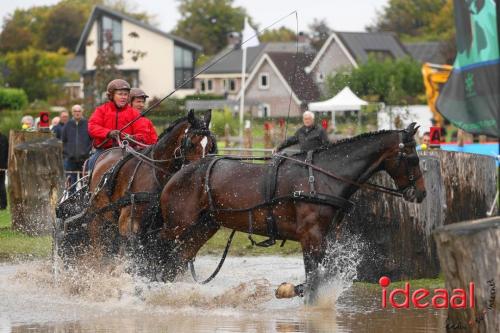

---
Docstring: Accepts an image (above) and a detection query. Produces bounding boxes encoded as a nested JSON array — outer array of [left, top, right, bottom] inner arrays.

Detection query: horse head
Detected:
[[178, 109, 216, 163], [382, 122, 426, 202]]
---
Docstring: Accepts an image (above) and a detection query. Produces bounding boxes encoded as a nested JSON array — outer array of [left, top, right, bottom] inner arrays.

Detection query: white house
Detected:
[[75, 5, 202, 102]]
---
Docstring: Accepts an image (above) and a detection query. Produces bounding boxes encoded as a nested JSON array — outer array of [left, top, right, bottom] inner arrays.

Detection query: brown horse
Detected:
[[159, 123, 426, 303], [81, 110, 216, 271]]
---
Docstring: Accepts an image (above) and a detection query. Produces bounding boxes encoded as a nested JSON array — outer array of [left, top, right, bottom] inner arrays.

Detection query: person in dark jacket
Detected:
[[277, 111, 329, 152], [61, 105, 91, 193], [0, 131, 8, 209], [53, 111, 69, 139]]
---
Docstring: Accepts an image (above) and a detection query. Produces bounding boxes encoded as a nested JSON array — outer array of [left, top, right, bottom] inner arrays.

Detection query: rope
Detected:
[[189, 229, 236, 284]]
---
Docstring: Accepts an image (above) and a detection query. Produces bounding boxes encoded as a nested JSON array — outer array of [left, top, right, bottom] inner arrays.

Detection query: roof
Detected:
[[307, 31, 409, 73], [75, 5, 202, 54], [266, 52, 320, 102], [65, 55, 84, 73], [335, 31, 409, 63], [404, 41, 446, 64], [197, 42, 316, 75]]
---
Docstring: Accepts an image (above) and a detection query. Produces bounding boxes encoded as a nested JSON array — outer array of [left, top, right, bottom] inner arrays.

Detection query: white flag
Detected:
[[241, 17, 259, 48]]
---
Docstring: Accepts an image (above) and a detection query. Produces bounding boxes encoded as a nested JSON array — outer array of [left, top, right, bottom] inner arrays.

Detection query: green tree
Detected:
[[0, 6, 51, 53], [308, 18, 332, 51], [174, 0, 249, 55], [3, 48, 67, 101], [367, 0, 446, 39], [260, 27, 296, 43], [325, 56, 424, 104]]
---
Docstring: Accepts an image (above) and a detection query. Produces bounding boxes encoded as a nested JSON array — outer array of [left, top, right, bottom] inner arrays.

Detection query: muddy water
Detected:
[[0, 256, 446, 333]]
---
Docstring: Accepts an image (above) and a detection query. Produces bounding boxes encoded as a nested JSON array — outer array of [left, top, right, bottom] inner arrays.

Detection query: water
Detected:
[[0, 254, 446, 333]]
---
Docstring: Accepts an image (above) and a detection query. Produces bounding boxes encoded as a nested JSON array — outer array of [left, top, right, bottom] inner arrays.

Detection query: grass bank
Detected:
[[0, 208, 51, 260]]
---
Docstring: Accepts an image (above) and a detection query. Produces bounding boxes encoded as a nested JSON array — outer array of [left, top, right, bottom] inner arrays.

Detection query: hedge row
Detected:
[[0, 88, 28, 110]]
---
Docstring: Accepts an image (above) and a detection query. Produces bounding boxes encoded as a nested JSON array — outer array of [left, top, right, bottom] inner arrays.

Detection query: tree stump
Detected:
[[433, 216, 499, 333], [341, 155, 445, 281], [420, 150, 498, 224], [8, 130, 64, 235]]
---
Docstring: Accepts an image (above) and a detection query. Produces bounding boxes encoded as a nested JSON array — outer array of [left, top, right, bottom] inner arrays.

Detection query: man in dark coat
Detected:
[[277, 111, 329, 152], [53, 111, 69, 139], [61, 105, 91, 193], [0, 131, 8, 209]]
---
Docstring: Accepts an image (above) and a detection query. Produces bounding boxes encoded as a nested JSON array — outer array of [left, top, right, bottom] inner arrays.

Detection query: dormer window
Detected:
[[99, 15, 122, 57]]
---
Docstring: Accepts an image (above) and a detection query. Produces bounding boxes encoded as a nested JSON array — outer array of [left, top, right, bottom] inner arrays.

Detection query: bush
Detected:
[[0, 88, 28, 110], [211, 108, 239, 136]]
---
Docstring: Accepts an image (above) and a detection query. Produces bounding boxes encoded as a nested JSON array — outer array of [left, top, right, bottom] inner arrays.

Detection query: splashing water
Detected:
[[314, 232, 366, 308]]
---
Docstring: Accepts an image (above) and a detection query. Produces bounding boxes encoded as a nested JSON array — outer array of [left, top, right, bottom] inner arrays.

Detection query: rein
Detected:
[[274, 154, 404, 198]]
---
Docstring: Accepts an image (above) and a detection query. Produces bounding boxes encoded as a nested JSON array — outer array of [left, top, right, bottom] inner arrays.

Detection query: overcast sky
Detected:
[[1, 0, 388, 33]]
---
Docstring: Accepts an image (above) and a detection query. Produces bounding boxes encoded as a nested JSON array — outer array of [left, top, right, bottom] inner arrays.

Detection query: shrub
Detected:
[[0, 88, 28, 110]]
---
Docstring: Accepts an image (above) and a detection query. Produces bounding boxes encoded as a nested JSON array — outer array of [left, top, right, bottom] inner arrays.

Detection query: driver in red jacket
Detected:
[[86, 79, 148, 171], [129, 87, 158, 145]]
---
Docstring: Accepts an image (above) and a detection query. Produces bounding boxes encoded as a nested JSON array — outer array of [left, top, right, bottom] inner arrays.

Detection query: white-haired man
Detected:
[[276, 111, 329, 152]]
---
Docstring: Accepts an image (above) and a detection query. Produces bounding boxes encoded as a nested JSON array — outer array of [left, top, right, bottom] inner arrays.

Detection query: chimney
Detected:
[[298, 31, 309, 44], [227, 32, 241, 48]]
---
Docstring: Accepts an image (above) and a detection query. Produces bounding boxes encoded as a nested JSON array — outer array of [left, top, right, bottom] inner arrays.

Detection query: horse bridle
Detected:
[[174, 126, 212, 162]]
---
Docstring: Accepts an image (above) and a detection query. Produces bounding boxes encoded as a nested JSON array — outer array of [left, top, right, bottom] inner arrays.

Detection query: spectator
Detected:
[[21, 115, 34, 131], [0, 131, 8, 210], [51, 116, 60, 130], [61, 105, 91, 193], [53, 111, 69, 139]]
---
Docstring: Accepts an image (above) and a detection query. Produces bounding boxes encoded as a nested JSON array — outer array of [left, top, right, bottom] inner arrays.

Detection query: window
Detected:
[[258, 103, 271, 118], [259, 73, 269, 89], [99, 15, 122, 57], [200, 80, 206, 92], [229, 79, 236, 92], [223, 79, 236, 92], [207, 79, 213, 92], [175, 45, 194, 88]]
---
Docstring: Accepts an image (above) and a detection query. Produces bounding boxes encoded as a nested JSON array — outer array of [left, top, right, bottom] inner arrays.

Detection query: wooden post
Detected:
[[340, 155, 444, 281], [224, 123, 231, 148], [434, 216, 499, 333], [8, 130, 64, 235], [420, 150, 498, 224], [337, 151, 497, 282]]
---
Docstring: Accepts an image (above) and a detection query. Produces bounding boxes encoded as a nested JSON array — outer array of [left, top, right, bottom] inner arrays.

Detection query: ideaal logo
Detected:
[[379, 276, 475, 309]]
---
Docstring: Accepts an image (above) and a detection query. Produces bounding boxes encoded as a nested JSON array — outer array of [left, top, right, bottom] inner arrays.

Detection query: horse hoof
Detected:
[[275, 282, 298, 298]]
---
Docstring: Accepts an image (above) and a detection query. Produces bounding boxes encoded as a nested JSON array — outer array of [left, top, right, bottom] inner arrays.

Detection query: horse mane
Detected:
[[325, 129, 399, 148], [157, 116, 188, 141]]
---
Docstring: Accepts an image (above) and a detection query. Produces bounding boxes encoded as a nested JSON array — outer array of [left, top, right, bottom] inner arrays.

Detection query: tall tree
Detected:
[[367, 0, 446, 39], [308, 18, 332, 51], [260, 27, 296, 43], [174, 0, 249, 55]]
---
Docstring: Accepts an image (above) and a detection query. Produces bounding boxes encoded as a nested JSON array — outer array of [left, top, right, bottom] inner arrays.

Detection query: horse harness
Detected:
[[202, 132, 420, 248]]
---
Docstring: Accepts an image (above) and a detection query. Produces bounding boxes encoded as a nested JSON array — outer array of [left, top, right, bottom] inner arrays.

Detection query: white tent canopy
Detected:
[[308, 87, 368, 131], [308, 86, 368, 111]]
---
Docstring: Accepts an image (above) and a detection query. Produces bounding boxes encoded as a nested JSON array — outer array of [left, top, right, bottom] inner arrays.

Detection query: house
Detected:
[[195, 40, 315, 99], [305, 31, 410, 92], [75, 5, 202, 103], [241, 52, 319, 118]]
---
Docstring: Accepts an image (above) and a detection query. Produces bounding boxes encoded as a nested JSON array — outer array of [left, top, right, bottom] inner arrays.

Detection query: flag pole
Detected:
[[239, 27, 248, 142]]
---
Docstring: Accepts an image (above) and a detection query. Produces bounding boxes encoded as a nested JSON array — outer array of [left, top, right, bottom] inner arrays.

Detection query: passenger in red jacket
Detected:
[[129, 88, 158, 145], [86, 79, 148, 171]]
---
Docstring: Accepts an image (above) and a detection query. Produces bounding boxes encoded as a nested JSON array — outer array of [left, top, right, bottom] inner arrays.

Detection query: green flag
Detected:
[[436, 0, 500, 137]]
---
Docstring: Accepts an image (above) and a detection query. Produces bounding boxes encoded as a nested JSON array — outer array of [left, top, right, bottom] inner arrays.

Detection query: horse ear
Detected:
[[204, 110, 212, 126], [187, 109, 195, 124], [406, 122, 418, 134]]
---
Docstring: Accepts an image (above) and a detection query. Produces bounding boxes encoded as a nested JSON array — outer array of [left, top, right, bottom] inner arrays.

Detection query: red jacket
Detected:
[[135, 117, 158, 145], [88, 101, 148, 149]]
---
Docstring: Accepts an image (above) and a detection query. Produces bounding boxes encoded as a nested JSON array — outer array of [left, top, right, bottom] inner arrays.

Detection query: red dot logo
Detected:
[[379, 276, 391, 287]]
